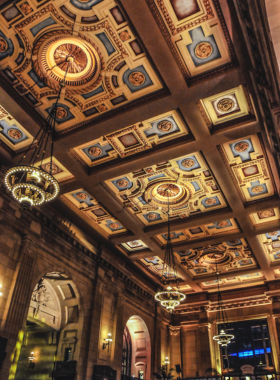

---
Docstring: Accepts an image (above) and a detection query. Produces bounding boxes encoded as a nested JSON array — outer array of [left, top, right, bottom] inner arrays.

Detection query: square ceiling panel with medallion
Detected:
[[104, 152, 227, 226], [0, 105, 33, 153], [174, 238, 258, 277], [70, 109, 190, 170], [146, 0, 237, 83], [62, 188, 127, 237], [219, 134, 276, 204], [0, 0, 165, 134], [154, 218, 240, 246], [198, 85, 256, 132], [258, 231, 280, 264]]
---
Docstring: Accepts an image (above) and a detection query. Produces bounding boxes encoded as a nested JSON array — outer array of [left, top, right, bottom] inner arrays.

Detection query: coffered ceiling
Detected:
[[0, 0, 280, 294]]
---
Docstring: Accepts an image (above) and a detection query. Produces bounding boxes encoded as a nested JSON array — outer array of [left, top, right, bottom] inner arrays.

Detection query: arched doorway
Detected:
[[12, 271, 82, 380], [122, 316, 151, 380]]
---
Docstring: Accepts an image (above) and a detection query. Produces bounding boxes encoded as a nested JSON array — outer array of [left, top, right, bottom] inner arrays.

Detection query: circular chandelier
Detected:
[[155, 188, 186, 313], [155, 286, 186, 313], [212, 264, 234, 346], [213, 329, 234, 347], [5, 166, 59, 209], [4, 59, 72, 210]]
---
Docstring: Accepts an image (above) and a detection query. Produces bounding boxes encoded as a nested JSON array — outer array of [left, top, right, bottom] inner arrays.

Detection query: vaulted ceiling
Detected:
[[0, 0, 280, 294]]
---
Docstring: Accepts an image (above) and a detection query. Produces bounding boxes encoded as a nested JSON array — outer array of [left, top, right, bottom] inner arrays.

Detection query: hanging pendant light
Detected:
[[4, 59, 71, 210], [212, 264, 234, 346], [155, 188, 186, 313]]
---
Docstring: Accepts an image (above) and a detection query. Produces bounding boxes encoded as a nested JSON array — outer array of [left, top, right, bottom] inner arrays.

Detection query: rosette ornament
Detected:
[[155, 188, 186, 313], [4, 59, 72, 210]]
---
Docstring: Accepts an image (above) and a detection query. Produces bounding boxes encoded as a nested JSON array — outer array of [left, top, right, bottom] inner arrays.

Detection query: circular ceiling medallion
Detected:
[[195, 42, 213, 59], [146, 181, 190, 210], [20, 2, 33, 15], [55, 107, 67, 119], [128, 241, 140, 247], [88, 147, 102, 156], [76, 192, 88, 200], [259, 210, 273, 218], [119, 31, 130, 41], [235, 141, 249, 152], [269, 231, 279, 236], [110, 223, 120, 229], [199, 247, 231, 266], [217, 98, 234, 112], [205, 198, 217, 205], [158, 120, 172, 132], [217, 221, 229, 227], [146, 212, 158, 220], [54, 44, 87, 74], [229, 240, 240, 245], [117, 179, 129, 188], [251, 185, 264, 194], [8, 129, 22, 139], [157, 183, 180, 198], [32, 31, 103, 93], [206, 252, 224, 260], [129, 72, 145, 86], [0, 37, 8, 53], [181, 158, 195, 168], [45, 163, 59, 174], [97, 104, 107, 112]]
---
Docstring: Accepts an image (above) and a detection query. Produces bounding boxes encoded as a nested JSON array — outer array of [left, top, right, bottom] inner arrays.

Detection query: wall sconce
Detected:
[[163, 357, 169, 371], [28, 351, 35, 368], [0, 284, 2, 297], [103, 333, 113, 351]]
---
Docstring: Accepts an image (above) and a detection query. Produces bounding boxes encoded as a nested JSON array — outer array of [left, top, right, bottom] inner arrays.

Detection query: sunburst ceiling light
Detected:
[[4, 59, 72, 210], [212, 263, 234, 346], [155, 188, 186, 313]]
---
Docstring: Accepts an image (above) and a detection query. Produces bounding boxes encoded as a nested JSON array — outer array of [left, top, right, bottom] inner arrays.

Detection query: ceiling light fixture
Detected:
[[155, 188, 186, 313], [213, 263, 234, 346], [4, 59, 72, 210]]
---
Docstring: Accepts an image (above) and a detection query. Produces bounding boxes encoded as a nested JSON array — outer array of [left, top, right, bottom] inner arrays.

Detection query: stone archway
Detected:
[[123, 316, 151, 380], [13, 271, 83, 380]]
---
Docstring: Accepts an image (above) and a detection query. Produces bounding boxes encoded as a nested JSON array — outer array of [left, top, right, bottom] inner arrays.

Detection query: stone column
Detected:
[[208, 321, 220, 374], [268, 296, 280, 372], [181, 306, 212, 378], [84, 277, 105, 380], [153, 304, 162, 373], [0, 235, 36, 380], [169, 326, 182, 376], [111, 294, 125, 379]]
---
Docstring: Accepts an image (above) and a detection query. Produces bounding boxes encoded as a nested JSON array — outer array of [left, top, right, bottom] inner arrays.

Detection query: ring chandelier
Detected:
[[4, 58, 73, 210], [155, 188, 186, 313]]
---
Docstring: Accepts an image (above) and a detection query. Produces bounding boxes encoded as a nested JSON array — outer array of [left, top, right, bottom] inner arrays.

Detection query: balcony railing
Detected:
[[184, 373, 280, 380]]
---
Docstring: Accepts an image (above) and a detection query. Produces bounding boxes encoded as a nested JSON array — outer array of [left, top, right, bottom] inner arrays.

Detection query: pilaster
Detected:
[[0, 235, 36, 380]]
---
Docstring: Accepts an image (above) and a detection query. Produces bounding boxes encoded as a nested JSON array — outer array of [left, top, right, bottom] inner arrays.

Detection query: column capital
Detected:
[[169, 325, 181, 336]]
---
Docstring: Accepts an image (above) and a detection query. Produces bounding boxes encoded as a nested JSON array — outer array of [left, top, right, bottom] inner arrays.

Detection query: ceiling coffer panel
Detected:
[[146, 0, 237, 83], [105, 152, 227, 226], [0, 0, 164, 133]]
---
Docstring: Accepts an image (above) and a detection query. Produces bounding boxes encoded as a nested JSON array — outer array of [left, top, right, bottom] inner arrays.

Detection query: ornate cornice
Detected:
[[0, 182, 156, 303], [233, 0, 280, 172]]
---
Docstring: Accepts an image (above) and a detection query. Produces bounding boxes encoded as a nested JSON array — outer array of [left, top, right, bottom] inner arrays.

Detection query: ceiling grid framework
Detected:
[[0, 0, 279, 294]]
